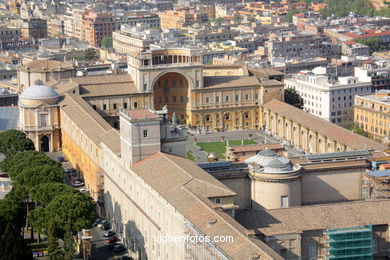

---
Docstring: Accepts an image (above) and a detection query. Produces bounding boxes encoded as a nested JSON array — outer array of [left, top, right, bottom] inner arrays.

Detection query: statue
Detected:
[[172, 112, 178, 126]]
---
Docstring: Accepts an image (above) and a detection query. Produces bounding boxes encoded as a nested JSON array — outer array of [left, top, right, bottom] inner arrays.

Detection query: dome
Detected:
[[20, 81, 60, 100], [208, 152, 218, 162], [244, 147, 278, 166], [263, 158, 293, 174]]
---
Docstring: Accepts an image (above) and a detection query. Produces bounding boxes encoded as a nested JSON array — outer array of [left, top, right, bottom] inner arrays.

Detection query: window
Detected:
[[143, 130, 148, 138], [113, 103, 117, 109], [225, 96, 230, 102], [205, 115, 210, 122], [225, 114, 230, 120], [215, 198, 221, 204], [39, 114, 47, 127], [245, 94, 249, 100], [205, 97, 209, 103], [173, 96, 177, 103], [235, 95, 239, 101], [180, 96, 184, 103], [103, 104, 107, 110], [124, 103, 127, 109], [134, 102, 138, 108], [281, 196, 288, 208], [216, 96, 220, 103], [92, 105, 96, 110]]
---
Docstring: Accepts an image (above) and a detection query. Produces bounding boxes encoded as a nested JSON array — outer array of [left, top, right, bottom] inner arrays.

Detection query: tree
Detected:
[[1, 150, 60, 178], [0, 223, 33, 260], [15, 165, 64, 189], [47, 223, 62, 260], [101, 37, 113, 48], [85, 48, 97, 61], [63, 222, 75, 260], [31, 193, 96, 238], [0, 130, 34, 158], [355, 38, 389, 54], [284, 88, 304, 109], [30, 183, 78, 207]]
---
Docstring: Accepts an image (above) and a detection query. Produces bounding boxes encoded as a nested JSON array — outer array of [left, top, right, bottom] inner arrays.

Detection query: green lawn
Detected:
[[186, 152, 196, 161], [197, 139, 257, 159]]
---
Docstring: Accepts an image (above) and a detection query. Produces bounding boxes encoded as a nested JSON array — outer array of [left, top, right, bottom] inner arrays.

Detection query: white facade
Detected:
[[285, 69, 373, 123]]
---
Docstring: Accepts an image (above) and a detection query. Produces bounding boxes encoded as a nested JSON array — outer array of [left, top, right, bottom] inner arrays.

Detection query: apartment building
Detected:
[[0, 27, 21, 50], [115, 12, 160, 31], [354, 90, 390, 142], [112, 24, 161, 54], [18, 18, 47, 40], [83, 11, 115, 47], [285, 68, 373, 123], [265, 32, 330, 65]]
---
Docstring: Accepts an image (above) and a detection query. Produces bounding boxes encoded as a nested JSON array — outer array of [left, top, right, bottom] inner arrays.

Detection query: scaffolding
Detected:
[[325, 225, 373, 260]]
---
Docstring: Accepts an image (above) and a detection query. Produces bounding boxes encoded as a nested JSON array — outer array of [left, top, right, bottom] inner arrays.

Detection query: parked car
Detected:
[[57, 156, 65, 162], [103, 230, 115, 237], [64, 168, 76, 174], [105, 235, 118, 244], [97, 220, 108, 228], [79, 189, 89, 194], [93, 218, 102, 227], [0, 173, 9, 178], [118, 256, 133, 260], [101, 223, 110, 230], [119, 257, 133, 260], [72, 178, 84, 187], [113, 244, 126, 253]]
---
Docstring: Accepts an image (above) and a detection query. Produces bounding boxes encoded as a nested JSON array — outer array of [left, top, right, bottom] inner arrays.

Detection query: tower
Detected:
[[119, 109, 161, 166]]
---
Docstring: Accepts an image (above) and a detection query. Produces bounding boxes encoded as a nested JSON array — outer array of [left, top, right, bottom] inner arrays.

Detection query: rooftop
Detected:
[[236, 200, 390, 235], [263, 99, 386, 151], [123, 109, 159, 120], [131, 152, 283, 259], [18, 60, 73, 73]]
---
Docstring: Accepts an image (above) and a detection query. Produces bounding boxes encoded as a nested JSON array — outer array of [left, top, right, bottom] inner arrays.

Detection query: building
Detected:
[[82, 12, 115, 47], [112, 24, 161, 54], [158, 10, 193, 29], [284, 69, 372, 123], [126, 47, 284, 131], [341, 41, 370, 57], [115, 12, 160, 30], [355, 62, 390, 91], [260, 99, 385, 154], [354, 90, 390, 143], [18, 81, 285, 259], [225, 143, 285, 162], [18, 80, 61, 152], [237, 200, 390, 260], [265, 32, 330, 65], [0, 27, 21, 50], [20, 18, 48, 40], [17, 60, 76, 92]]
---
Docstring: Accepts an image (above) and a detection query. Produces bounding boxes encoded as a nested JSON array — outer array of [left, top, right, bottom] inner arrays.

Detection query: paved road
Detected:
[[91, 227, 129, 260]]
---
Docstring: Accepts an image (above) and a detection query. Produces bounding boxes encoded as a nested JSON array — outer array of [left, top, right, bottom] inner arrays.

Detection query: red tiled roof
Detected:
[[262, 99, 386, 151]]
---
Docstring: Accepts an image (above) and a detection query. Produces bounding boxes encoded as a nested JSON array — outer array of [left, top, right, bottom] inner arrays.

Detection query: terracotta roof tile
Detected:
[[263, 99, 386, 151], [236, 200, 390, 235]]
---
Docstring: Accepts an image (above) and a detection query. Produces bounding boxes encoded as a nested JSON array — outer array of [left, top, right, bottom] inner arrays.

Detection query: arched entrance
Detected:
[[153, 72, 190, 124], [40, 135, 49, 152]]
